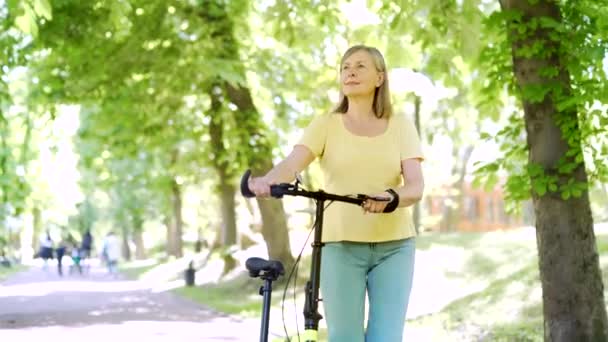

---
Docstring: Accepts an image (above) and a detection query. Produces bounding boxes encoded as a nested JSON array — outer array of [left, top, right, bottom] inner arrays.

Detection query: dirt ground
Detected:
[[0, 261, 275, 341]]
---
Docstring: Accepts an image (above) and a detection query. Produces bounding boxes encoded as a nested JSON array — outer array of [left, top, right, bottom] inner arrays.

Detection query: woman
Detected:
[[39, 231, 54, 270], [248, 45, 424, 341]]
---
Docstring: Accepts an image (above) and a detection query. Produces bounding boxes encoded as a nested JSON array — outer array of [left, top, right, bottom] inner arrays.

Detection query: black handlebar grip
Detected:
[[270, 184, 284, 198], [240, 169, 256, 198]]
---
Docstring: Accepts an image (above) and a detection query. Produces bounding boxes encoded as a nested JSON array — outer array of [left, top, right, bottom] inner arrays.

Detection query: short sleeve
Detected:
[[399, 114, 424, 161], [296, 114, 329, 157]]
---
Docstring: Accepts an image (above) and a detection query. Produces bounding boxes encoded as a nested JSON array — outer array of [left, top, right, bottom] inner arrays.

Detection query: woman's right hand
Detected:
[[248, 176, 273, 197]]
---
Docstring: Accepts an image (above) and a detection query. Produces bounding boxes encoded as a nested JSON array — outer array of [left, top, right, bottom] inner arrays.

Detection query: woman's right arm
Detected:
[[248, 145, 316, 197]]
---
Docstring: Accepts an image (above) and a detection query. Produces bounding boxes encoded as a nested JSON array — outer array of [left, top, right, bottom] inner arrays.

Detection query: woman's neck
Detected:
[[345, 95, 375, 121]]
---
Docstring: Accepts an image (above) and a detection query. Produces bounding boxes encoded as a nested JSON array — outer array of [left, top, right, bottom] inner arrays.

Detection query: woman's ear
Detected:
[[376, 72, 385, 88]]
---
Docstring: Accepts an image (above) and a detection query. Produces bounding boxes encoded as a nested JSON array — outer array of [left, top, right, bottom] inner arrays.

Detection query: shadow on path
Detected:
[[0, 262, 273, 341]]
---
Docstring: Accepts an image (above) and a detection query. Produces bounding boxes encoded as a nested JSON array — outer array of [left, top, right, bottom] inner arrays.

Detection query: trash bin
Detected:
[[184, 261, 195, 286]]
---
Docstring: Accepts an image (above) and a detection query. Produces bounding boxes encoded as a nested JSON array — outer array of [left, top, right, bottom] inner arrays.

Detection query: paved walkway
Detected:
[[0, 262, 269, 341]]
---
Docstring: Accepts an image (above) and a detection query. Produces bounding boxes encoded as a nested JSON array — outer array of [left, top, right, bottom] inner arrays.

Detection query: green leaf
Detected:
[[590, 46, 605, 60], [533, 181, 547, 196], [538, 16, 562, 30], [527, 163, 544, 177], [471, 176, 482, 189], [479, 132, 492, 140], [485, 173, 499, 192], [555, 96, 580, 112], [520, 84, 550, 103], [561, 190, 571, 200], [14, 3, 38, 37], [33, 0, 52, 20], [558, 161, 577, 174], [389, 12, 401, 30]]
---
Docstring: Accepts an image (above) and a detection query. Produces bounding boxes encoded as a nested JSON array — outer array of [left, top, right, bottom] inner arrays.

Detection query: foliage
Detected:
[[1, 0, 607, 255], [472, 1, 608, 205]]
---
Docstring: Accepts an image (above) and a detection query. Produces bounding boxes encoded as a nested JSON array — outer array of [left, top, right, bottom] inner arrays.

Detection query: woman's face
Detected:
[[340, 49, 383, 97]]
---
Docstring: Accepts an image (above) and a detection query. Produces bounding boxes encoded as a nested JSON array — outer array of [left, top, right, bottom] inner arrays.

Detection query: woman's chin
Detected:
[[343, 90, 374, 98]]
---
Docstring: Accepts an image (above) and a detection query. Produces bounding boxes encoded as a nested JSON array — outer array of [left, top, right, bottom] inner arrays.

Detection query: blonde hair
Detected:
[[333, 45, 393, 119]]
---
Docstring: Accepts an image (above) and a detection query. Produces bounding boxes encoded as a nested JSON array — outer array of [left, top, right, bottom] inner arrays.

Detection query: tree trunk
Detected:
[[500, 1, 608, 340], [120, 229, 131, 261], [170, 177, 183, 258], [133, 230, 146, 260], [198, 1, 294, 269], [441, 145, 459, 232], [31, 206, 41, 253], [256, 194, 294, 268], [206, 82, 239, 274], [209, 83, 296, 268], [219, 182, 237, 246], [207, 82, 237, 248], [454, 145, 474, 229], [218, 181, 238, 275], [226, 84, 295, 269], [164, 216, 175, 257], [132, 214, 146, 259], [442, 145, 474, 232]]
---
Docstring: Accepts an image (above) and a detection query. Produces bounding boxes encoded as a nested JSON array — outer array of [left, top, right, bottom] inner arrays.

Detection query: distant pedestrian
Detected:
[[102, 231, 121, 275], [70, 245, 82, 275], [81, 230, 93, 258], [55, 239, 67, 276], [39, 231, 54, 270], [80, 230, 93, 272]]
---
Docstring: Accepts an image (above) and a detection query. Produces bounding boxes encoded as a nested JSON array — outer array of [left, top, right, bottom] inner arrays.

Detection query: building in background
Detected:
[[424, 181, 534, 232]]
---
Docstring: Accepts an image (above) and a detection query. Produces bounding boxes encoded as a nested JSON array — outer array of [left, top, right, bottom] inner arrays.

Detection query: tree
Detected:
[[373, 0, 608, 338], [495, 1, 608, 340], [199, 0, 295, 269]]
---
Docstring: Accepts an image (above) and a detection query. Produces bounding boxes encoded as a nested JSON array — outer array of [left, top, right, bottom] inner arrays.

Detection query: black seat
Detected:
[[245, 257, 284, 278]]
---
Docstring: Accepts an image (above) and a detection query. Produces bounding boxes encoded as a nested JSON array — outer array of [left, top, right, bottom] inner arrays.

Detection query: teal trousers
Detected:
[[320, 238, 416, 342]]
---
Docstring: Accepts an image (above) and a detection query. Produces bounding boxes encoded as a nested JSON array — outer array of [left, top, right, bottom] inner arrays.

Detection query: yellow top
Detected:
[[297, 112, 424, 242]]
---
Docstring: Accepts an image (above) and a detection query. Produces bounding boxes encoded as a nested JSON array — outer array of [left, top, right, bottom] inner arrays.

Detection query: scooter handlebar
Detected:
[[240, 169, 256, 198]]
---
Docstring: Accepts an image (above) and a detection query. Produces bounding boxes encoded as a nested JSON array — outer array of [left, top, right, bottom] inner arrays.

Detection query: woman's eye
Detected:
[[357, 64, 365, 68]]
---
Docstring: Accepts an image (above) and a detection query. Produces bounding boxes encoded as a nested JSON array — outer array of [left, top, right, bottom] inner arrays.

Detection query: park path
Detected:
[[0, 262, 271, 342]]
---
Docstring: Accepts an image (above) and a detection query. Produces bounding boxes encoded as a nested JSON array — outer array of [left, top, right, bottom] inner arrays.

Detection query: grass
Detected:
[[0, 264, 27, 281], [115, 225, 608, 341], [175, 273, 331, 342], [175, 254, 316, 317], [163, 228, 541, 340], [118, 252, 303, 316], [401, 228, 544, 341], [404, 226, 608, 341], [119, 259, 160, 279], [175, 273, 264, 316]]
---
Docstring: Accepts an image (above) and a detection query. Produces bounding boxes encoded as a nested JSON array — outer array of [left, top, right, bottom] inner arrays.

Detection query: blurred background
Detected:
[[1, 0, 608, 341]]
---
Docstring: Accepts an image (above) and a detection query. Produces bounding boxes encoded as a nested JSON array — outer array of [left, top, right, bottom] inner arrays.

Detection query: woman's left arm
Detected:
[[394, 158, 424, 207], [362, 158, 424, 213]]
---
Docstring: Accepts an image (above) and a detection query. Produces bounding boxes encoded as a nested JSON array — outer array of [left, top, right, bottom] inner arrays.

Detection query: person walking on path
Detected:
[[38, 231, 54, 271], [80, 230, 93, 272], [55, 239, 67, 276], [101, 231, 121, 275]]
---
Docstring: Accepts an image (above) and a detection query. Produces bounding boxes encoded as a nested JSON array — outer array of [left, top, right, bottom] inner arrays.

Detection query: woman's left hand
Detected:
[[362, 191, 393, 214]]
